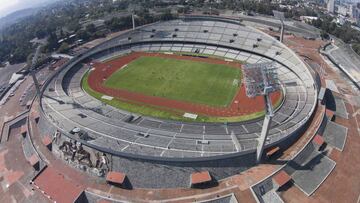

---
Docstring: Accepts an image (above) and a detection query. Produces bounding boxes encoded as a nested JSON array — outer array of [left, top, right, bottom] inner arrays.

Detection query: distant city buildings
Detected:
[[338, 4, 348, 15], [337, 15, 347, 24], [352, 4, 360, 26], [326, 0, 360, 26], [328, 0, 336, 13], [300, 16, 319, 23], [336, 3, 359, 17], [349, 4, 357, 18]]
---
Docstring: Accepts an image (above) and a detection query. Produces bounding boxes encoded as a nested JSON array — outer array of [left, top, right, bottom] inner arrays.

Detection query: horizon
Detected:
[[0, 0, 55, 18]]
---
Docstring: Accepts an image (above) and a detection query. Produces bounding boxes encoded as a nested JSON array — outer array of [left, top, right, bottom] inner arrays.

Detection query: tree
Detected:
[[320, 30, 329, 40], [9, 46, 32, 64], [94, 30, 106, 39], [76, 30, 91, 41], [160, 9, 174, 21], [35, 29, 47, 39], [46, 32, 59, 52], [58, 42, 69, 53], [86, 24, 97, 33], [67, 21, 81, 32], [352, 43, 360, 55]]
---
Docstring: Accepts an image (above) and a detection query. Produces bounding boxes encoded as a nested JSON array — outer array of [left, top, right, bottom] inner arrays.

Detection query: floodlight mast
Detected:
[[273, 10, 285, 43], [30, 45, 42, 97], [279, 20, 284, 43], [132, 13, 136, 30], [243, 63, 279, 163], [256, 87, 274, 163]]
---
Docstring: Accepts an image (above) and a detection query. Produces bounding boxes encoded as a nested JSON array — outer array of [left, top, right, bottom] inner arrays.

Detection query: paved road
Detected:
[[324, 42, 360, 87], [219, 13, 320, 38], [0, 63, 26, 86]]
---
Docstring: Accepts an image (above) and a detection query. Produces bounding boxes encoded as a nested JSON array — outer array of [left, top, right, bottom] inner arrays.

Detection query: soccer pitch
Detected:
[[104, 56, 241, 107]]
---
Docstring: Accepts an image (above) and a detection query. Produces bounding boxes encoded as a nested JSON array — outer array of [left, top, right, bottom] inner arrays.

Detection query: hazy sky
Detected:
[[0, 0, 53, 18]]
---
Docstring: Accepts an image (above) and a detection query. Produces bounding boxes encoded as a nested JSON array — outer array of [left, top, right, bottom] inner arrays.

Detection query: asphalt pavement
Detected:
[[0, 63, 26, 86]]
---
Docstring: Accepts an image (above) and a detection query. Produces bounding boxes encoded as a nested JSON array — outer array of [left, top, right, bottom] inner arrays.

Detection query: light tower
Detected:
[[128, 4, 137, 31], [132, 13, 136, 30], [29, 45, 42, 97], [243, 62, 280, 163], [327, 0, 335, 13], [273, 10, 285, 43]]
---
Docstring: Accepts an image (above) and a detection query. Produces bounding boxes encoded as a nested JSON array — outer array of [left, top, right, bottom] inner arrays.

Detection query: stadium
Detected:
[[35, 16, 320, 190], [2, 0, 360, 200]]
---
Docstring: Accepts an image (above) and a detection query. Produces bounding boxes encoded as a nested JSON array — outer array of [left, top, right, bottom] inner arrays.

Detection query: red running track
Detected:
[[87, 52, 282, 117]]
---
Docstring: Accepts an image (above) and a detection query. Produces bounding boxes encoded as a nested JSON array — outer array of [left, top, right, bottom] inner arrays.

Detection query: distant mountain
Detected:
[[0, 7, 40, 29], [0, 0, 59, 30]]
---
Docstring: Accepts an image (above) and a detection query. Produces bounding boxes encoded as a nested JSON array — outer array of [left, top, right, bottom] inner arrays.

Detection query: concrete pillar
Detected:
[[280, 23, 285, 43], [29, 45, 42, 97], [256, 114, 273, 163], [30, 71, 41, 97], [132, 14, 135, 30], [256, 93, 274, 163]]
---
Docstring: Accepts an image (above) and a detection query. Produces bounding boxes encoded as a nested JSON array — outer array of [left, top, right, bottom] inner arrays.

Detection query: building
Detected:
[[353, 3, 360, 25], [349, 4, 357, 18], [338, 5, 348, 16], [300, 16, 319, 23], [337, 15, 346, 24], [328, 0, 335, 13]]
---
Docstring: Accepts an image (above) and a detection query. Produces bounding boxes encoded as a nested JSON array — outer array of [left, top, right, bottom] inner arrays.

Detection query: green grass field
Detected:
[[104, 56, 241, 107], [82, 53, 283, 122], [83, 71, 281, 123], [83, 71, 265, 122]]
